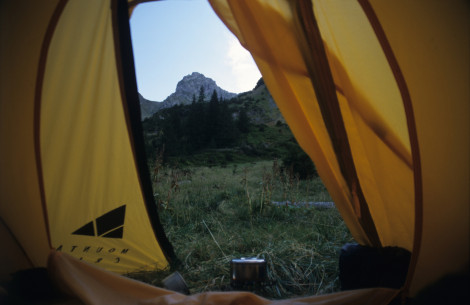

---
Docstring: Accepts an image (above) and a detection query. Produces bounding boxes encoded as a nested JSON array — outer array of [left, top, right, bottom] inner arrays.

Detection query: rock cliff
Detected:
[[139, 72, 237, 119]]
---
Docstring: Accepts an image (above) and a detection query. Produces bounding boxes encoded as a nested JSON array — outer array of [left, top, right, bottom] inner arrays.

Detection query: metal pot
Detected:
[[230, 257, 267, 287]]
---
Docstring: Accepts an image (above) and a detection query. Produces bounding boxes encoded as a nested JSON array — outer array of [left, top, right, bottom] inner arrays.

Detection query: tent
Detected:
[[0, 0, 175, 277], [0, 0, 468, 304]]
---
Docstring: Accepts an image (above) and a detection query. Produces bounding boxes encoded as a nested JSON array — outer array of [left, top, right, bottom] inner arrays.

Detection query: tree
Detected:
[[237, 106, 250, 133], [216, 101, 237, 147], [281, 142, 318, 180], [205, 90, 220, 146], [198, 86, 205, 103], [160, 106, 184, 158], [187, 92, 205, 151]]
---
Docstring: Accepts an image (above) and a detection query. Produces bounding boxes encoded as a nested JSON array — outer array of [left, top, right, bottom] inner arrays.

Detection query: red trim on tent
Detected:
[[34, 0, 69, 252], [292, 0, 382, 248], [358, 0, 424, 299]]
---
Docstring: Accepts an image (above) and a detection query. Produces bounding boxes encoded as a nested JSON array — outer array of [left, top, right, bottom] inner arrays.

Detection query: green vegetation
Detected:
[[142, 84, 292, 167], [127, 160, 353, 299], [134, 83, 354, 299], [142, 88, 239, 163]]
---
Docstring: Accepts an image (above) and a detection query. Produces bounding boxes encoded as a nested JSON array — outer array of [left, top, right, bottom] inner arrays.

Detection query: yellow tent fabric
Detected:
[[1, 0, 468, 303], [40, 0, 169, 273], [209, 0, 469, 297], [367, 1, 469, 295], [1, 0, 56, 270], [1, 0, 174, 275]]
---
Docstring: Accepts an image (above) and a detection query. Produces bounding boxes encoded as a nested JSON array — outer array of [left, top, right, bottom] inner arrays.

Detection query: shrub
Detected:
[[281, 143, 318, 180]]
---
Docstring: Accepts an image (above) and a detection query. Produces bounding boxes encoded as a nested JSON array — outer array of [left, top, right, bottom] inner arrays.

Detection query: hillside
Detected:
[[139, 93, 164, 119], [140, 73, 285, 125], [228, 78, 285, 125], [140, 74, 316, 178]]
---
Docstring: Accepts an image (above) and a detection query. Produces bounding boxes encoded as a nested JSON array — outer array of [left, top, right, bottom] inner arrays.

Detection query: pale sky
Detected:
[[130, 0, 261, 102]]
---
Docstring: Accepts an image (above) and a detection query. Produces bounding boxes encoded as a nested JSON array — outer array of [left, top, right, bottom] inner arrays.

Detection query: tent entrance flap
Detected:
[[37, 0, 173, 273], [291, 0, 381, 248], [1, 0, 468, 303]]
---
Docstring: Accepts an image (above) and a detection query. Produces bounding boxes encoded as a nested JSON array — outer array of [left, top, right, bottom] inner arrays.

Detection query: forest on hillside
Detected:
[[143, 87, 246, 157], [142, 85, 317, 179]]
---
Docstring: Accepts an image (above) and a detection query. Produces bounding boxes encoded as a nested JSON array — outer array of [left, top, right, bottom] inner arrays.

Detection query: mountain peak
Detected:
[[162, 72, 237, 108], [139, 72, 239, 119], [175, 72, 217, 97]]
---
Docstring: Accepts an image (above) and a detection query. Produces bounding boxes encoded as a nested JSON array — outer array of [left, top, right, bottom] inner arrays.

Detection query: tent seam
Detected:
[[0, 216, 34, 268], [292, 0, 382, 248], [34, 0, 69, 253], [358, 0, 423, 300]]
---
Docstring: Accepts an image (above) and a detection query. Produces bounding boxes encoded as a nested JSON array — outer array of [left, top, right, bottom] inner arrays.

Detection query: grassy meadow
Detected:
[[127, 160, 354, 299]]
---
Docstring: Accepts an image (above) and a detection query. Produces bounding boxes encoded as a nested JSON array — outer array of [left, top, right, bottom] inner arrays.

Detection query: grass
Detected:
[[127, 160, 354, 299]]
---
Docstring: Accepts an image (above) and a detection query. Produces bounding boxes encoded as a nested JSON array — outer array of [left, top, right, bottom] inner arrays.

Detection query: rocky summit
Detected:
[[139, 72, 237, 119], [170, 72, 237, 104]]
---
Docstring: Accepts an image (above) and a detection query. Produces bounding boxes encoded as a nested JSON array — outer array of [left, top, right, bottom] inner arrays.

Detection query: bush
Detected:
[[281, 143, 318, 180]]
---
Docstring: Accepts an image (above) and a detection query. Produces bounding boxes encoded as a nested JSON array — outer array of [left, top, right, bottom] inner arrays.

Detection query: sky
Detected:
[[129, 0, 262, 102]]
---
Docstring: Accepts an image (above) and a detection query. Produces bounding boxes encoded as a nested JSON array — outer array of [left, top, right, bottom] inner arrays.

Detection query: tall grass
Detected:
[[127, 160, 353, 299]]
